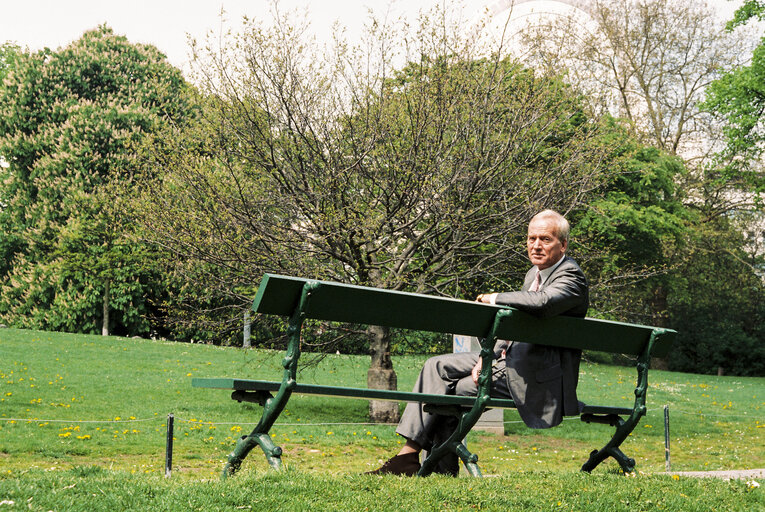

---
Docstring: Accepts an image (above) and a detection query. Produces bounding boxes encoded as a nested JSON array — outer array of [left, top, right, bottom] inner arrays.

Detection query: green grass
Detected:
[[1, 327, 763, 510], [1, 468, 762, 511]]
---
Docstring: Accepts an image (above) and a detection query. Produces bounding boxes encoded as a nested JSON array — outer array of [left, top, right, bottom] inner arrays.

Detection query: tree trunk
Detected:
[[367, 324, 400, 423], [102, 278, 110, 337], [649, 284, 669, 370], [243, 310, 251, 348]]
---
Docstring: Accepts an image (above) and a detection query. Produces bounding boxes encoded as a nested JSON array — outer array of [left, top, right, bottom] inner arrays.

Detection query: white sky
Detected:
[[0, 0, 747, 73]]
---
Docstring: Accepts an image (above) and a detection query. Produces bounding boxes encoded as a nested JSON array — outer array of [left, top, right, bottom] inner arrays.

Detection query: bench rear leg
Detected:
[[222, 282, 319, 478], [581, 336, 657, 475], [582, 445, 635, 474], [223, 390, 292, 478], [579, 413, 636, 473], [225, 432, 284, 477], [580, 407, 644, 474]]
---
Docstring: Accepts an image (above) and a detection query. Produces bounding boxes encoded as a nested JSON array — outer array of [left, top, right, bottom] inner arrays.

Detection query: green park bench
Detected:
[[193, 273, 676, 478]]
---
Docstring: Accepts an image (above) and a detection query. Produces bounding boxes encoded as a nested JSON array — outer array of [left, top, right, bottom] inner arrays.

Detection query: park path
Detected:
[[660, 468, 764, 480]]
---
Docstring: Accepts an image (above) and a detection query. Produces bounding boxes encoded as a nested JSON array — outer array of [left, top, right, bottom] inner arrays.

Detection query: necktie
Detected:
[[531, 270, 541, 292]]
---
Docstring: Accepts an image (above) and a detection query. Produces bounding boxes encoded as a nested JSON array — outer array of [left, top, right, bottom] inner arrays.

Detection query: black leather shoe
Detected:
[[365, 452, 421, 476]]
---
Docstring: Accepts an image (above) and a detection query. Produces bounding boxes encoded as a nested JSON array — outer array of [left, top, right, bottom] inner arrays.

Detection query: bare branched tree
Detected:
[[143, 3, 622, 421], [518, 0, 756, 155]]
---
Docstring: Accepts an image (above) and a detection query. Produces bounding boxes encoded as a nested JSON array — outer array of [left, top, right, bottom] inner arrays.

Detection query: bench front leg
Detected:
[[222, 282, 319, 478], [419, 310, 511, 477], [580, 413, 638, 474], [581, 329, 663, 474], [418, 405, 484, 477]]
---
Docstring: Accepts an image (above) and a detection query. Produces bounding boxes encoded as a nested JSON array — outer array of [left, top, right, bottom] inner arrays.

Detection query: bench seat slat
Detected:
[[192, 378, 632, 416]]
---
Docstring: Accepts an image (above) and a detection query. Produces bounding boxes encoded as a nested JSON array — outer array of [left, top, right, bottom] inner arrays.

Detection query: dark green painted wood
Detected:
[[253, 273, 496, 340], [252, 274, 676, 357]]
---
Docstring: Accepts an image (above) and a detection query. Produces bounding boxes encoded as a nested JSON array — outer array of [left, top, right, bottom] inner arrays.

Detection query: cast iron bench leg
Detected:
[[225, 432, 284, 476], [581, 330, 660, 474], [222, 282, 318, 478], [419, 413, 483, 477], [580, 413, 637, 474], [420, 404, 482, 477], [224, 390, 288, 477], [419, 310, 511, 477]]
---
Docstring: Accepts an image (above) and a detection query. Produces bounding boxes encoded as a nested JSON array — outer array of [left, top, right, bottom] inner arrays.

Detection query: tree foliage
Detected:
[[0, 26, 193, 335], [703, 0, 765, 205], [0, 5, 760, 380], [571, 118, 690, 322], [667, 216, 765, 376], [0, 42, 21, 82], [513, 0, 765, 374]]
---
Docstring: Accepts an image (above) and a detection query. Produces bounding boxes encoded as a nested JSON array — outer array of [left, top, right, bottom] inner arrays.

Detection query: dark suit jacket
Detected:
[[493, 256, 589, 428]]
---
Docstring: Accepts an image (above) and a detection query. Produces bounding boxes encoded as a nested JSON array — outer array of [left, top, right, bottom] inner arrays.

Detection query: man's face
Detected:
[[527, 217, 567, 269]]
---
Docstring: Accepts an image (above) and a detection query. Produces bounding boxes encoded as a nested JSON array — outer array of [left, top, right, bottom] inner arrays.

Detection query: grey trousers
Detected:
[[396, 352, 512, 451]]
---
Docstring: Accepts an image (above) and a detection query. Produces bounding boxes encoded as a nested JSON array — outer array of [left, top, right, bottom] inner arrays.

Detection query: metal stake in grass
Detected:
[[165, 413, 174, 478], [664, 405, 671, 472]]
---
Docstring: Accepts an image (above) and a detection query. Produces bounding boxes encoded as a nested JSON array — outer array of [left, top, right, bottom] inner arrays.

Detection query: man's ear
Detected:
[[561, 238, 568, 253]]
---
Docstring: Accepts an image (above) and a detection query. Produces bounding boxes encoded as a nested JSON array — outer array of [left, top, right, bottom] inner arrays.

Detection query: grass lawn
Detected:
[[1, 327, 763, 510]]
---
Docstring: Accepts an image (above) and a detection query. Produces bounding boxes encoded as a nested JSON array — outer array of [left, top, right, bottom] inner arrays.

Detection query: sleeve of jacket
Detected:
[[493, 259, 589, 319]]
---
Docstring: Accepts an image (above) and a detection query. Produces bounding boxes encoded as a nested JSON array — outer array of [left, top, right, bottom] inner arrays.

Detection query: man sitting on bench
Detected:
[[367, 210, 589, 476]]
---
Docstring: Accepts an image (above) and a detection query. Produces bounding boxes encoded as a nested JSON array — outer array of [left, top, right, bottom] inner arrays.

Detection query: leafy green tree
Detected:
[[667, 217, 765, 376], [0, 42, 21, 81], [729, 0, 765, 29], [0, 42, 23, 277], [571, 118, 691, 326], [515, 0, 765, 375], [0, 26, 193, 336], [703, 0, 765, 205], [674, 0, 765, 376]]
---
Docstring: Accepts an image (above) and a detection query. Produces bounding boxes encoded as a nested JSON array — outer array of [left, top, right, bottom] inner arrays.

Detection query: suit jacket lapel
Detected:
[[522, 267, 536, 292]]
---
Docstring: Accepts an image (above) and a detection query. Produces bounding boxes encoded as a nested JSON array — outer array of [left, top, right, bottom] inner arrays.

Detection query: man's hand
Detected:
[[472, 349, 505, 386], [471, 358, 482, 385], [476, 293, 497, 304]]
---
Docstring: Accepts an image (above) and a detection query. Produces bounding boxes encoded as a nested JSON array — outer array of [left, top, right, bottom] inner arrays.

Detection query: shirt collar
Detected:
[[536, 255, 566, 287]]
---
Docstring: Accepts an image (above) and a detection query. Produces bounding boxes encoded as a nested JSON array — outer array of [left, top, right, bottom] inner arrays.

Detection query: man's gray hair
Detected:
[[531, 210, 570, 243]]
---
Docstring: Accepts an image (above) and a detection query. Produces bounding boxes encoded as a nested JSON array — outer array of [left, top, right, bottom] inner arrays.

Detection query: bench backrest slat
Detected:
[[494, 314, 675, 357], [253, 274, 675, 357], [254, 273, 497, 336]]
